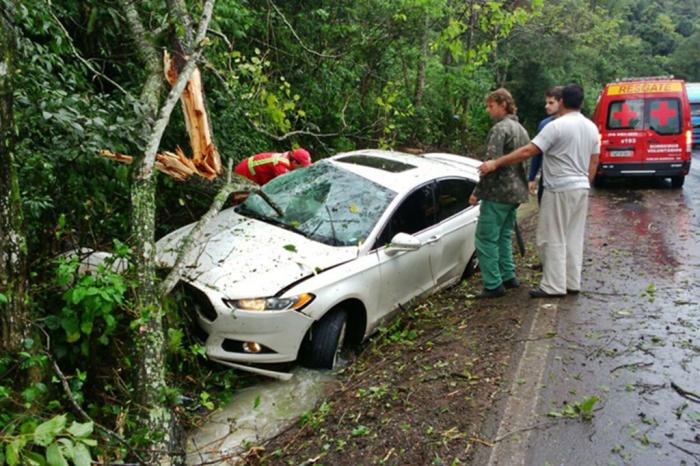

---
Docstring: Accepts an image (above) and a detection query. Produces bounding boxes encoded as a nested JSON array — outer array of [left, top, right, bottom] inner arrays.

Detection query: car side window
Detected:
[[436, 178, 476, 222], [374, 184, 436, 248]]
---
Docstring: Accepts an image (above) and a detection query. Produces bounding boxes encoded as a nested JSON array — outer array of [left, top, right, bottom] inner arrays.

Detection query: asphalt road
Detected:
[[486, 151, 700, 466]]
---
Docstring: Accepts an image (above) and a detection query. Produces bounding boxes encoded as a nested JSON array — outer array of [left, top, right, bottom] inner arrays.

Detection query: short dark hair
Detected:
[[485, 88, 517, 114], [562, 83, 584, 109], [544, 86, 563, 100]]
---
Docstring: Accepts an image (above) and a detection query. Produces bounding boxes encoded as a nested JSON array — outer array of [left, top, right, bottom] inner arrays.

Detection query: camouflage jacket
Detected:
[[472, 114, 530, 205]]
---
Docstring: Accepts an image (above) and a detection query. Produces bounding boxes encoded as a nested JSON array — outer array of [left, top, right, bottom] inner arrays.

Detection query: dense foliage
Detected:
[[1, 0, 698, 462]]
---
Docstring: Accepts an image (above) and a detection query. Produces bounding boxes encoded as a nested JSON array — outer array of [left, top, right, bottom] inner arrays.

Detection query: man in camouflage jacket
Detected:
[[469, 88, 530, 298]]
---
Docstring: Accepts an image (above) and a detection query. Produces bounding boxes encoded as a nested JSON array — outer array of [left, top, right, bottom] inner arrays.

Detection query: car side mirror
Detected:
[[386, 232, 421, 255]]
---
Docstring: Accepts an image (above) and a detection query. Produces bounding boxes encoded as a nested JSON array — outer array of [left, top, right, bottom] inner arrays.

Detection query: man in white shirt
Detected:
[[478, 83, 600, 297]]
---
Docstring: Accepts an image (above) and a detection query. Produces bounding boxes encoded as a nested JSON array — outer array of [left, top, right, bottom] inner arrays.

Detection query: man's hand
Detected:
[[479, 160, 498, 176], [469, 194, 479, 206], [528, 180, 537, 194]]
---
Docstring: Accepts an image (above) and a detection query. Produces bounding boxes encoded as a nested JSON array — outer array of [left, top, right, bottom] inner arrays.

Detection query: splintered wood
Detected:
[[164, 51, 221, 179], [101, 50, 222, 182]]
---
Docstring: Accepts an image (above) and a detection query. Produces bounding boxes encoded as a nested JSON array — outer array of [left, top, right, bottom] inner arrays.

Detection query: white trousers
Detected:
[[536, 189, 589, 294]]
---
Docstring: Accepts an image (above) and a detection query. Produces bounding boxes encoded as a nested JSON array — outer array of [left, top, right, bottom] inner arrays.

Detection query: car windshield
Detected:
[[237, 161, 397, 247]]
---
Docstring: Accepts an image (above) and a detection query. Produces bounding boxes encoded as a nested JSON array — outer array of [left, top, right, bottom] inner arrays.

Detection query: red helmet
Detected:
[[290, 148, 312, 167]]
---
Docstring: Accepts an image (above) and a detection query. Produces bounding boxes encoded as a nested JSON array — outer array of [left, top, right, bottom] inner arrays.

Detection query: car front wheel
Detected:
[[299, 308, 348, 369]]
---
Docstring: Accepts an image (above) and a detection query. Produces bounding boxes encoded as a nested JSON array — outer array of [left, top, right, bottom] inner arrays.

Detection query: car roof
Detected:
[[328, 149, 479, 193]]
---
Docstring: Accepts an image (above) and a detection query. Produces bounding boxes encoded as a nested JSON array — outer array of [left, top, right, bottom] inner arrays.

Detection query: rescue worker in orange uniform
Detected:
[[234, 148, 312, 185]]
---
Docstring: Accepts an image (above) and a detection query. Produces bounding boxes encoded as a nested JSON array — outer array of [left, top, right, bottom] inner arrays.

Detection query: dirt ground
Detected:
[[240, 214, 542, 466]]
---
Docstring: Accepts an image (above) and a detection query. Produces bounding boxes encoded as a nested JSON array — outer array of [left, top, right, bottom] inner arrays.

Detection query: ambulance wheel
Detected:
[[671, 176, 685, 188], [299, 308, 348, 370]]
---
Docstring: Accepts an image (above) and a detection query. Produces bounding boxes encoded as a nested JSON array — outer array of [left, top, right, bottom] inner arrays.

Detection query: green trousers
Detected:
[[475, 200, 518, 290]]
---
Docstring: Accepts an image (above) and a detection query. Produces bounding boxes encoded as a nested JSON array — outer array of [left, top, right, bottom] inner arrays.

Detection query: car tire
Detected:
[[671, 176, 685, 188], [300, 308, 348, 370], [461, 252, 479, 280]]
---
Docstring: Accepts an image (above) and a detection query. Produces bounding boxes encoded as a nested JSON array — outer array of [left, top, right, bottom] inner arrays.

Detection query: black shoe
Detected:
[[476, 284, 506, 299], [503, 278, 520, 289], [566, 289, 580, 295], [529, 288, 565, 298]]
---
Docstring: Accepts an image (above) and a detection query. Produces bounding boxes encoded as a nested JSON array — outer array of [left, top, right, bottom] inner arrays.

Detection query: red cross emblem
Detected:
[[650, 101, 677, 126], [612, 103, 638, 127]]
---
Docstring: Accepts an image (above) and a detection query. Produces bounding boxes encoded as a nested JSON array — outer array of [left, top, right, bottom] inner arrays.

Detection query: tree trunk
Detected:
[[120, 1, 215, 462], [0, 0, 29, 357], [414, 15, 429, 109]]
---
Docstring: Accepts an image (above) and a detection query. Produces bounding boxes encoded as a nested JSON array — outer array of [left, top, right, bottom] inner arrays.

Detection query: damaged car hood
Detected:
[[156, 208, 358, 298]]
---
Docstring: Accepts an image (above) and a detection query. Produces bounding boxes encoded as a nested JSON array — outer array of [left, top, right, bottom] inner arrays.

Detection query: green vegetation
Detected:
[[1, 0, 699, 463]]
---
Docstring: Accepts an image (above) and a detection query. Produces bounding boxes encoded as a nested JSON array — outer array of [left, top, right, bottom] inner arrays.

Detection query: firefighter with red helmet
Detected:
[[234, 148, 312, 185]]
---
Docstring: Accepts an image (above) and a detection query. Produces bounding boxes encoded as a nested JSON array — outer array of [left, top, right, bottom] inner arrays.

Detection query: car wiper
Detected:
[[324, 206, 341, 246]]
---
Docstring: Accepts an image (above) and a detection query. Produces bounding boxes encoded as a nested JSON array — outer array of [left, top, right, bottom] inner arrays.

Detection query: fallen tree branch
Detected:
[[671, 381, 700, 404], [47, 351, 146, 464], [609, 360, 653, 374]]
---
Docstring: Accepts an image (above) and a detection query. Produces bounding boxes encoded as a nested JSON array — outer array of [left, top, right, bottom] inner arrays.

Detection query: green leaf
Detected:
[[0, 292, 7, 304], [6, 441, 20, 466], [57, 439, 74, 461], [78, 439, 97, 447], [689, 411, 700, 422], [579, 396, 599, 414], [73, 443, 92, 466], [34, 415, 67, 447], [253, 395, 261, 409], [67, 421, 93, 438], [23, 451, 47, 466], [283, 244, 297, 252], [45, 443, 68, 466]]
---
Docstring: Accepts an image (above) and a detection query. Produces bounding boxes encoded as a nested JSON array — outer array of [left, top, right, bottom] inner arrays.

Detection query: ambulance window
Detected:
[[646, 98, 680, 135], [607, 100, 644, 130]]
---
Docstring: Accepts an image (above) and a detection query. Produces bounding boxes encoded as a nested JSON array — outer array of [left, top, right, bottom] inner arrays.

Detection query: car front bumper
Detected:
[[197, 305, 315, 365], [597, 161, 690, 177]]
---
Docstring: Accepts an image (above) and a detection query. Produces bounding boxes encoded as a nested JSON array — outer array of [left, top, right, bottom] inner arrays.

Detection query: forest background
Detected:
[[1, 0, 699, 464]]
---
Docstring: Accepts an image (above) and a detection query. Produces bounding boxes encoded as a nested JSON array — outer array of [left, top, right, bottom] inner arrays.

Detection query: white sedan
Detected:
[[157, 149, 481, 379]]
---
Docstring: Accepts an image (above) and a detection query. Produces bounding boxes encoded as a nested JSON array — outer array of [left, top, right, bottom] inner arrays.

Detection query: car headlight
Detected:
[[222, 293, 315, 312]]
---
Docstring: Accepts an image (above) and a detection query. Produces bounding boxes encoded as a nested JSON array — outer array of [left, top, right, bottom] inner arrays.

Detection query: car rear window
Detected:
[[691, 103, 700, 118], [607, 98, 681, 134]]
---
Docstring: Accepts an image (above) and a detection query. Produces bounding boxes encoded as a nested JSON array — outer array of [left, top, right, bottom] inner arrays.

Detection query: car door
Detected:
[[430, 177, 479, 287], [372, 183, 437, 325]]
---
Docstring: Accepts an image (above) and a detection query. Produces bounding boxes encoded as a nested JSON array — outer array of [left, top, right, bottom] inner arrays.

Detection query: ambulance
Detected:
[[592, 77, 692, 188]]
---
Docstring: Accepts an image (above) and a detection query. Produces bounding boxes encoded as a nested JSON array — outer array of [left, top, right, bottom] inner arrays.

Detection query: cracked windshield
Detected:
[[238, 161, 396, 246]]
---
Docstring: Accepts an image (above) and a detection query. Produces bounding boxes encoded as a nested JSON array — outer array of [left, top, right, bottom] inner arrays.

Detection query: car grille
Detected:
[[178, 281, 218, 322]]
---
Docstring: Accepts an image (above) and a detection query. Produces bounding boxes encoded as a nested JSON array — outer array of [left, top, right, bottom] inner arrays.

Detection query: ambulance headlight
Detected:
[[222, 293, 315, 312]]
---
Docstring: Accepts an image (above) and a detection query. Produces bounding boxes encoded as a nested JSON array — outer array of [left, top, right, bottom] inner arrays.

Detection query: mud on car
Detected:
[[157, 150, 482, 379]]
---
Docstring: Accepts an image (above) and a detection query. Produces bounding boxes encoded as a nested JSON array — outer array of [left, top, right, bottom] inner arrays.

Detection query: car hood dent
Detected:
[[156, 208, 358, 298]]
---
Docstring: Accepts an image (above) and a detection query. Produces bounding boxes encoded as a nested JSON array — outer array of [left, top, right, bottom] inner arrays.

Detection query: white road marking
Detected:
[[486, 301, 559, 466]]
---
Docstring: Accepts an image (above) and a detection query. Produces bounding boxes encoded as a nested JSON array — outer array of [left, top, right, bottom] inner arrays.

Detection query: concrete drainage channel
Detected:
[[186, 368, 336, 464]]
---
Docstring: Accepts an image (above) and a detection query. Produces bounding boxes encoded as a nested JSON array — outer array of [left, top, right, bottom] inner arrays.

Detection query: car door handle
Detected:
[[426, 234, 442, 244]]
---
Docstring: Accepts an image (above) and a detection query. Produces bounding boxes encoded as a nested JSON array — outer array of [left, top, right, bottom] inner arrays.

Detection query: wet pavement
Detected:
[[491, 151, 700, 466]]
